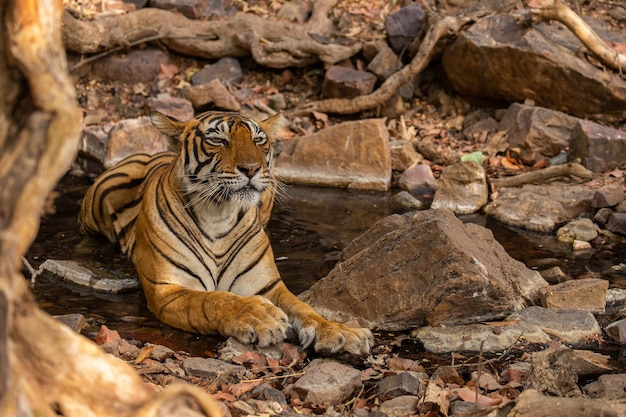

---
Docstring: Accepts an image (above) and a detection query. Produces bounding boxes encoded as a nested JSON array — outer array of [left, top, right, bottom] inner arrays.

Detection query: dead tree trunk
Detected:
[[0, 1, 220, 416]]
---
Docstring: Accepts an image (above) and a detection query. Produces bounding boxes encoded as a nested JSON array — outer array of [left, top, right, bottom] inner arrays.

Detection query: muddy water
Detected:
[[26, 175, 626, 356]]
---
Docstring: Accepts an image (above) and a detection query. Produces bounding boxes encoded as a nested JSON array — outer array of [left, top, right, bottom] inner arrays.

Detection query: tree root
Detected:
[[528, 0, 626, 73], [1, 1, 221, 416], [62, 0, 360, 68], [490, 161, 594, 189]]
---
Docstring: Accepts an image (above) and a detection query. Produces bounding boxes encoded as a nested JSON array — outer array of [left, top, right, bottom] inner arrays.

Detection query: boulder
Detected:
[[442, 12, 626, 120], [300, 209, 548, 330], [499, 103, 579, 164], [274, 119, 391, 191]]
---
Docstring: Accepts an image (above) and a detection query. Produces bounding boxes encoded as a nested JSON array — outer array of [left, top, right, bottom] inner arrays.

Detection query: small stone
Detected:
[[54, 313, 86, 333], [556, 218, 598, 242], [605, 318, 626, 344], [568, 120, 626, 174], [385, 3, 425, 53], [367, 46, 402, 80], [106, 117, 171, 168], [377, 372, 420, 400], [592, 184, 625, 208], [430, 161, 488, 214], [572, 239, 592, 251], [231, 400, 256, 417], [219, 337, 283, 362], [584, 374, 626, 399], [183, 357, 246, 381], [146, 97, 194, 122], [540, 278, 608, 313], [390, 140, 423, 172], [617, 200, 626, 213], [277, 0, 311, 22], [321, 65, 377, 99], [378, 395, 420, 417], [593, 207, 613, 226], [118, 338, 140, 361], [537, 266, 569, 285], [150, 344, 176, 361], [397, 163, 436, 190], [192, 57, 243, 86], [93, 49, 169, 83], [150, 0, 204, 18], [292, 361, 361, 405], [267, 93, 287, 111], [390, 191, 424, 212], [183, 79, 240, 111], [607, 213, 626, 235]]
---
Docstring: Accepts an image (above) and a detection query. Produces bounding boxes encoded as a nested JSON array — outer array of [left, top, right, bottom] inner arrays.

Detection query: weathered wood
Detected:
[[62, 0, 359, 68], [529, 0, 626, 72], [0, 1, 222, 416], [490, 162, 594, 189]]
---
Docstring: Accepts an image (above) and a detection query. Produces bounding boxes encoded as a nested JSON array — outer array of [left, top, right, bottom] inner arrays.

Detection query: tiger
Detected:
[[78, 110, 373, 355]]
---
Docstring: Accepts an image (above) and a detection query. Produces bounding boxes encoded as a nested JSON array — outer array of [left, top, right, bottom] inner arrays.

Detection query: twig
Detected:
[[22, 257, 43, 287], [490, 161, 594, 189]]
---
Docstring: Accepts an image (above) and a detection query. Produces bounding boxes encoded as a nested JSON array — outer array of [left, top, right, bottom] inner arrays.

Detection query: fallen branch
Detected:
[[528, 0, 626, 73], [490, 162, 594, 189], [62, 0, 360, 68]]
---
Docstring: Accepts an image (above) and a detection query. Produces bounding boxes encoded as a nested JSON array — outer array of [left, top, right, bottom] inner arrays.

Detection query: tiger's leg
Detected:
[[263, 282, 373, 356], [142, 282, 291, 347]]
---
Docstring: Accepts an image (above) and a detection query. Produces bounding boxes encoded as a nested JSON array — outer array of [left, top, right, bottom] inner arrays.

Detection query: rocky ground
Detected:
[[39, 0, 626, 415]]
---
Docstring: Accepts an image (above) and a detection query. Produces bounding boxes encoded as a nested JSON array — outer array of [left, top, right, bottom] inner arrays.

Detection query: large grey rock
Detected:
[[568, 120, 626, 173], [483, 184, 595, 232], [300, 209, 548, 330], [430, 161, 487, 214], [274, 119, 391, 191], [584, 374, 626, 399], [442, 12, 626, 120], [499, 103, 579, 164]]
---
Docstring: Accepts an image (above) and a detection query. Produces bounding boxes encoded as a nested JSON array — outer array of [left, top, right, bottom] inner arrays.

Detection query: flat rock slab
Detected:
[[41, 259, 139, 293], [507, 306, 601, 344], [274, 119, 391, 191], [411, 322, 551, 354], [483, 183, 595, 232], [300, 209, 548, 330]]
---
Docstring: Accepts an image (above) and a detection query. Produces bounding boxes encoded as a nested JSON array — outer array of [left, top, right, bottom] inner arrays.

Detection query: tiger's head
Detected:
[[150, 111, 285, 210]]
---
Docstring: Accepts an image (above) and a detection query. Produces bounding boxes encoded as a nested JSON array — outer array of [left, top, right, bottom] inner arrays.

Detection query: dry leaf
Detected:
[[134, 344, 155, 365]]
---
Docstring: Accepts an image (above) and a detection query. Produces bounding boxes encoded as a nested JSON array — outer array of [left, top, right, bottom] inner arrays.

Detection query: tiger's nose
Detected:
[[238, 163, 261, 178]]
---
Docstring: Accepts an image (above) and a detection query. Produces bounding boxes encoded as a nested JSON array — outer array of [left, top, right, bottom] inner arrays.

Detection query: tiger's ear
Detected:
[[150, 111, 189, 150], [260, 113, 287, 137]]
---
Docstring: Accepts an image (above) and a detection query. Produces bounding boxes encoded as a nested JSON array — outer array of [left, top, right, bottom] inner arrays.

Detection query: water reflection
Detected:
[[26, 175, 626, 356]]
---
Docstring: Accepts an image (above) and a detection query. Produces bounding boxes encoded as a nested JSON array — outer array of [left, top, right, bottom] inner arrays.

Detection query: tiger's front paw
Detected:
[[221, 295, 289, 347], [297, 319, 373, 356]]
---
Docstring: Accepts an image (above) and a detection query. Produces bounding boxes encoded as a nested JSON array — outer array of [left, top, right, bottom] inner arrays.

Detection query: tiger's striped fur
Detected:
[[79, 111, 373, 355]]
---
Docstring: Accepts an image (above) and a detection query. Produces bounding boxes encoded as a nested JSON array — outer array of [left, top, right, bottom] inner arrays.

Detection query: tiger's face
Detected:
[[151, 111, 284, 210]]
